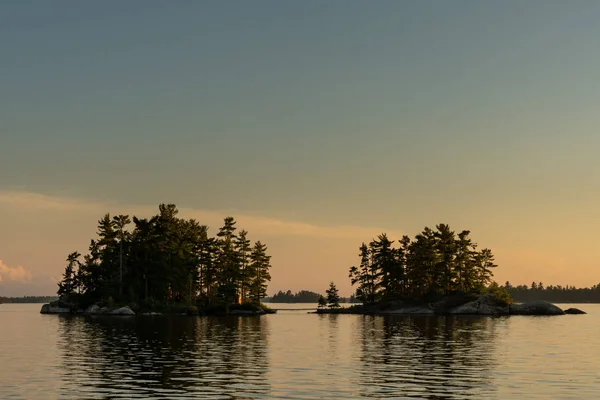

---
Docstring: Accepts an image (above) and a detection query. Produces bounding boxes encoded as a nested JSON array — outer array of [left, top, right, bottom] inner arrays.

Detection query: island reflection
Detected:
[[355, 315, 501, 399], [57, 315, 270, 399]]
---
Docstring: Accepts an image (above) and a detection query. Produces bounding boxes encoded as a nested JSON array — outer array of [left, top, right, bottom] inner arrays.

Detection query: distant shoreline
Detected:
[[0, 296, 58, 304]]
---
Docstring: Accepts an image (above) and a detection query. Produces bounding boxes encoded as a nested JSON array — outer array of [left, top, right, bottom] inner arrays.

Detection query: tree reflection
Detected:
[[356, 315, 503, 399], [57, 315, 270, 399]]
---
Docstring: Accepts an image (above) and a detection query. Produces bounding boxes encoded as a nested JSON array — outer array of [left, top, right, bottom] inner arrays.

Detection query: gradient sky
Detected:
[[2, 1, 600, 296]]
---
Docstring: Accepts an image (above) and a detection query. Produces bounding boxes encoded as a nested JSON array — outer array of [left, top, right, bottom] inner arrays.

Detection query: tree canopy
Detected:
[[56, 204, 272, 310], [270, 290, 322, 303], [505, 281, 600, 303], [349, 224, 498, 303]]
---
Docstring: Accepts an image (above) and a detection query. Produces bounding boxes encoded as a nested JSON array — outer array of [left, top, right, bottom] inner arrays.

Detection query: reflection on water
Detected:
[[3, 304, 599, 399], [55, 314, 502, 399], [356, 316, 500, 399], [57, 316, 270, 399]]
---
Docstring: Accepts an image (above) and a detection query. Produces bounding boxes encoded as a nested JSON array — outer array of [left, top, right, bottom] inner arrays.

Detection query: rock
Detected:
[[110, 306, 135, 316], [141, 312, 162, 316], [449, 293, 510, 316], [433, 294, 479, 314], [99, 307, 111, 314], [40, 303, 71, 314], [84, 304, 101, 315], [510, 301, 564, 316], [564, 307, 586, 315]]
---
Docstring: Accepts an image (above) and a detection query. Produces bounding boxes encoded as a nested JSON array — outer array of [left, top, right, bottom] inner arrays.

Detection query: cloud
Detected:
[[0, 190, 404, 241], [0, 261, 33, 283], [0, 190, 108, 212]]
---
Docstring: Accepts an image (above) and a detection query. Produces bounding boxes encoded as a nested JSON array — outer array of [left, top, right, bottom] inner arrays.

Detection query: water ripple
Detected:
[[1, 304, 600, 399]]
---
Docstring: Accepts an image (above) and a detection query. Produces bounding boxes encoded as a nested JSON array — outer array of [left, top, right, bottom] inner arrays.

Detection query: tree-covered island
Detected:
[[318, 224, 583, 316], [45, 204, 273, 315]]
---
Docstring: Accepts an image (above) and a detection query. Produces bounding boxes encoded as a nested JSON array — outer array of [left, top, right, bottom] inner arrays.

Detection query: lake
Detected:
[[1, 303, 598, 399]]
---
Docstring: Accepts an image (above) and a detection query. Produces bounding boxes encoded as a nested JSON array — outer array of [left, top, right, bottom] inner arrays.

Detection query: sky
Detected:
[[2, 1, 600, 296]]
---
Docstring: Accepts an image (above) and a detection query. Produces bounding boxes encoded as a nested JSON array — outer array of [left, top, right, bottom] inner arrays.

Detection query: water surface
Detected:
[[1, 303, 598, 399]]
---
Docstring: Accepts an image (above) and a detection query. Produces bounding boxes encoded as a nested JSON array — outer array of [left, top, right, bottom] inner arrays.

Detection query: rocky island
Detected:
[[315, 293, 585, 316], [314, 224, 588, 317]]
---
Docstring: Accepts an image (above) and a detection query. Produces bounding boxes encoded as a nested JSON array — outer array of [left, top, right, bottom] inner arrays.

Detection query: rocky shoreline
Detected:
[[40, 300, 271, 316], [315, 294, 587, 316]]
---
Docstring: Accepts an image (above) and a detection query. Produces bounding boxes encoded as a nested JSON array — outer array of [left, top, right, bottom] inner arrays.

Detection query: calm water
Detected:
[[1, 303, 598, 399]]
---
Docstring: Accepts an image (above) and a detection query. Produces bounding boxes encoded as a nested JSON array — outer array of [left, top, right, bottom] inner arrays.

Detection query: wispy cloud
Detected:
[[0, 190, 403, 241], [0, 190, 108, 212], [0, 261, 32, 283]]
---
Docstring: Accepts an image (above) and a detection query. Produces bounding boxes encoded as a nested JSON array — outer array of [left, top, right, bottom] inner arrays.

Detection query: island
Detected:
[[41, 204, 274, 316], [314, 224, 585, 316]]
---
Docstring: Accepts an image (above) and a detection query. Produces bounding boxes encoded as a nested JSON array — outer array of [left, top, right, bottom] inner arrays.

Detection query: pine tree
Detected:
[[112, 214, 131, 297], [370, 234, 400, 300], [317, 295, 327, 309], [216, 217, 240, 303], [58, 252, 81, 298], [326, 282, 340, 308], [235, 230, 252, 303], [249, 241, 271, 304]]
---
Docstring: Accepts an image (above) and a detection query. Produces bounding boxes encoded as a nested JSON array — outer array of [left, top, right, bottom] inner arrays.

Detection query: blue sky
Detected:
[[2, 1, 600, 295]]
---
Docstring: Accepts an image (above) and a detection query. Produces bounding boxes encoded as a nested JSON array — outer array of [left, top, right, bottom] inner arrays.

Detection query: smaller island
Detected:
[[315, 224, 585, 317]]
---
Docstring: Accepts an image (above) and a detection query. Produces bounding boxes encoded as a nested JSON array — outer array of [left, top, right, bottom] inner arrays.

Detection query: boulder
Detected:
[[40, 303, 71, 314], [564, 307, 586, 315], [509, 301, 564, 316], [84, 304, 101, 315], [449, 293, 509, 316], [141, 312, 162, 316], [433, 294, 478, 314], [110, 306, 135, 316]]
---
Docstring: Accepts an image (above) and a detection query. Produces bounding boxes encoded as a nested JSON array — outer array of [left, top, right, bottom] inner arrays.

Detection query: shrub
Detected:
[[487, 282, 512, 305]]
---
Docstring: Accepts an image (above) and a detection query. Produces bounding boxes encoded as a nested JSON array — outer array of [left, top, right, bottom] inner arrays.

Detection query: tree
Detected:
[[370, 234, 401, 300], [216, 217, 240, 303], [349, 243, 380, 304], [317, 295, 327, 309], [58, 252, 81, 298], [248, 241, 271, 304], [326, 282, 340, 308], [112, 214, 131, 297], [235, 230, 252, 303]]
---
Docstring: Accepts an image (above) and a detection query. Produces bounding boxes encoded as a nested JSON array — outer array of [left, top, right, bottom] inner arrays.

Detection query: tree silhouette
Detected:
[[326, 282, 341, 308], [349, 224, 501, 303]]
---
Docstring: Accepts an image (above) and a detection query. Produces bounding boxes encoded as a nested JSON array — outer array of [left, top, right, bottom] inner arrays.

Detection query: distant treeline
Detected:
[[506, 282, 600, 303], [0, 296, 58, 304], [267, 290, 360, 303]]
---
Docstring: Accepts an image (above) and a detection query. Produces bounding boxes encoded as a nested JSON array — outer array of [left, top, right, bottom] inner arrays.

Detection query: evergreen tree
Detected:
[[216, 217, 239, 303], [326, 282, 340, 308], [317, 295, 327, 309], [369, 234, 399, 299], [248, 241, 271, 303], [58, 252, 81, 298], [434, 224, 457, 295], [235, 230, 252, 303], [112, 214, 131, 297]]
